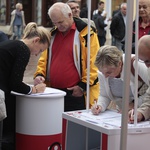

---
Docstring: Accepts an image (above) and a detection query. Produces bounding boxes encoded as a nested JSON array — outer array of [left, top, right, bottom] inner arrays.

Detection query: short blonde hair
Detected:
[[23, 22, 51, 46], [16, 3, 22, 9], [95, 45, 123, 69]]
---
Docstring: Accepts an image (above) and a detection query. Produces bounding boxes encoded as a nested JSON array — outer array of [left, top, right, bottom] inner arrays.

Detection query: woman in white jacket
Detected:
[[91, 45, 148, 117]]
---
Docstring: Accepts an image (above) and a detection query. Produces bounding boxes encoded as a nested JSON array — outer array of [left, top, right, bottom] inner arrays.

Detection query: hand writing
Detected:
[[128, 109, 144, 124], [34, 83, 46, 93], [91, 101, 102, 115]]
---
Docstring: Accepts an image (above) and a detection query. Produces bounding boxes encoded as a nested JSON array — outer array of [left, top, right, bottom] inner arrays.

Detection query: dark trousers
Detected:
[[60, 89, 86, 112], [2, 94, 16, 150], [98, 35, 106, 46]]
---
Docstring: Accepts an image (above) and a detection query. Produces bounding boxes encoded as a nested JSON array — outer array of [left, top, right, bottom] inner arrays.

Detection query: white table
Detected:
[[12, 87, 66, 150], [62, 110, 150, 150]]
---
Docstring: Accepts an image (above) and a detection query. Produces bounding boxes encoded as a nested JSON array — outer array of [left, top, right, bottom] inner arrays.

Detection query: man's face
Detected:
[[139, 0, 150, 17], [139, 44, 150, 68], [98, 3, 104, 11], [68, 2, 80, 17], [121, 6, 127, 16], [50, 11, 72, 33]]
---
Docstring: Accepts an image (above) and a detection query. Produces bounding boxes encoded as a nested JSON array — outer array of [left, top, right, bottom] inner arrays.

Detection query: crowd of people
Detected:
[[0, 0, 150, 149]]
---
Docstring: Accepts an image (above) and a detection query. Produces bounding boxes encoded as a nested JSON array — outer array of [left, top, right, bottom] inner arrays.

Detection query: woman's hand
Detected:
[[32, 83, 46, 94], [91, 104, 102, 115]]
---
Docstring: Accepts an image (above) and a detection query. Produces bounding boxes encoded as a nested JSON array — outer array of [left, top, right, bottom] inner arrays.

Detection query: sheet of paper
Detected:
[[31, 88, 63, 96], [103, 116, 150, 128], [66, 110, 150, 128], [11, 87, 64, 96]]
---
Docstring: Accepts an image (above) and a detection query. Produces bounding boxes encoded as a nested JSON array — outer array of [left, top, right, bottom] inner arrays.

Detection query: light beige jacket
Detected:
[[8, 9, 26, 35]]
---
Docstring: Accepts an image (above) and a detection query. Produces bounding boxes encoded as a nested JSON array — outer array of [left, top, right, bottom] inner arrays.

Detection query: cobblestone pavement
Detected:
[[23, 54, 40, 85]]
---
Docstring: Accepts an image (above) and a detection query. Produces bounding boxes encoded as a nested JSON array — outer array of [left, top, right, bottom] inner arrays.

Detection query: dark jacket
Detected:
[[0, 31, 8, 42], [110, 11, 125, 40], [0, 40, 31, 93], [95, 14, 107, 37]]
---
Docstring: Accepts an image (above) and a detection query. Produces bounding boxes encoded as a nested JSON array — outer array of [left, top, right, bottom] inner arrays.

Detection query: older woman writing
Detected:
[[91, 45, 148, 116]]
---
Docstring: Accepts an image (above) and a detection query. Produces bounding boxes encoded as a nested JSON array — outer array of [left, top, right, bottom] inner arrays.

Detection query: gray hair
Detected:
[[95, 45, 123, 69], [48, 2, 72, 18]]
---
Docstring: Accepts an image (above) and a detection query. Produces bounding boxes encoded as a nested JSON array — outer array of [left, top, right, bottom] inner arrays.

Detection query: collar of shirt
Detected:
[[139, 20, 150, 28], [58, 22, 76, 36]]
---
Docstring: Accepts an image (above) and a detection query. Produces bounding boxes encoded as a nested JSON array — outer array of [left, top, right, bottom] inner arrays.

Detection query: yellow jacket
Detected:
[[34, 17, 100, 107]]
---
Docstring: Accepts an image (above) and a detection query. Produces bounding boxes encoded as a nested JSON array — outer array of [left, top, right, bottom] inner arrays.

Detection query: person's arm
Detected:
[[128, 89, 150, 123], [11, 10, 16, 15], [133, 61, 149, 85], [77, 26, 100, 106], [88, 28, 100, 86], [22, 11, 26, 27], [96, 72, 112, 112], [9, 43, 45, 94], [97, 16, 107, 28], [34, 49, 48, 79], [78, 27, 99, 91], [137, 87, 150, 121], [10, 44, 31, 94], [110, 16, 118, 36]]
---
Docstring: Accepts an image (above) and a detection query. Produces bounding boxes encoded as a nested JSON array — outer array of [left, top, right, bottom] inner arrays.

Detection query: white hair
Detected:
[[121, 3, 127, 8], [48, 2, 72, 18]]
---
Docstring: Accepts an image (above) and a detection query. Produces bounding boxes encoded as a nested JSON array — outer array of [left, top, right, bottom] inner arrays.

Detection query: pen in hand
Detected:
[[131, 109, 134, 120], [94, 100, 98, 109], [91, 100, 102, 115]]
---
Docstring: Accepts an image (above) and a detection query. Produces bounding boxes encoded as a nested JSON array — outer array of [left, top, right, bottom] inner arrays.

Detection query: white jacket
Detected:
[[97, 54, 148, 112]]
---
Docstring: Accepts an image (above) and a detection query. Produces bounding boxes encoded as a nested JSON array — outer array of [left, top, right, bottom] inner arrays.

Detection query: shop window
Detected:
[[36, 0, 42, 25], [0, 0, 6, 24]]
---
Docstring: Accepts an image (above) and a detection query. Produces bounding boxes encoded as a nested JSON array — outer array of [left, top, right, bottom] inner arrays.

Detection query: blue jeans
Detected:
[[112, 37, 123, 51], [13, 25, 23, 40]]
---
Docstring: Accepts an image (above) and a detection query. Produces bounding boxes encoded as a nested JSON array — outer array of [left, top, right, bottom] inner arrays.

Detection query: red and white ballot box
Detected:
[[13, 87, 66, 150]]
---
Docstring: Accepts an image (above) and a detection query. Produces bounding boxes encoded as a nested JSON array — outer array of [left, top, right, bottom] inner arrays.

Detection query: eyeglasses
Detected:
[[138, 59, 150, 65]]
